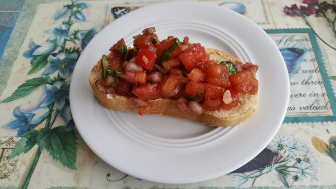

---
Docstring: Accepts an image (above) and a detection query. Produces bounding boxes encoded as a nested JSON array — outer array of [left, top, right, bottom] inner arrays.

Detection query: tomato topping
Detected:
[[179, 43, 209, 71], [185, 81, 205, 98], [157, 72, 187, 98], [162, 58, 181, 72], [115, 80, 132, 96], [139, 104, 152, 115], [229, 70, 258, 94], [187, 68, 206, 82], [233, 61, 244, 72], [134, 70, 147, 85], [135, 35, 156, 52], [136, 49, 157, 70], [97, 28, 259, 113], [221, 88, 239, 110], [202, 98, 222, 111], [156, 38, 173, 58], [132, 83, 160, 101], [203, 83, 225, 100], [99, 56, 123, 72], [206, 64, 231, 88], [109, 38, 127, 56], [242, 62, 259, 75]]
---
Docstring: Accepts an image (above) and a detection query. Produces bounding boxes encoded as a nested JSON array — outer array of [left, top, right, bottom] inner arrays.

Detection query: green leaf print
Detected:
[[1, 76, 52, 103], [8, 130, 39, 159], [37, 126, 77, 170], [28, 54, 50, 75]]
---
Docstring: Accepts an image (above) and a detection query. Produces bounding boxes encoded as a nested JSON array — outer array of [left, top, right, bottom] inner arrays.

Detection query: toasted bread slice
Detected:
[[89, 48, 257, 127]]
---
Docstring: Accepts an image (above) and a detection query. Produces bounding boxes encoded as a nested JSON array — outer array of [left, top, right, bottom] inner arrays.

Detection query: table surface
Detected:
[[1, 0, 336, 188]]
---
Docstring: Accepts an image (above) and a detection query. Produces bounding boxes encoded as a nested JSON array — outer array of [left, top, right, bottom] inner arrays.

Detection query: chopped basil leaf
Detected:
[[157, 38, 180, 64], [152, 38, 157, 44], [102, 55, 109, 79], [188, 91, 204, 101], [118, 45, 127, 56], [108, 70, 122, 78], [220, 61, 238, 75]]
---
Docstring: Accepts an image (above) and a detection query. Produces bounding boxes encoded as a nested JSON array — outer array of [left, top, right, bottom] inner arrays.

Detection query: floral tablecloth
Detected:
[[1, 0, 336, 188]]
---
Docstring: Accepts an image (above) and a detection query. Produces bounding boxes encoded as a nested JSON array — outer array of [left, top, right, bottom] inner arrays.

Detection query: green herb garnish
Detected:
[[220, 61, 238, 75], [152, 38, 157, 44], [118, 45, 127, 56], [157, 37, 180, 64], [188, 91, 204, 101], [102, 55, 109, 79], [109, 70, 122, 78]]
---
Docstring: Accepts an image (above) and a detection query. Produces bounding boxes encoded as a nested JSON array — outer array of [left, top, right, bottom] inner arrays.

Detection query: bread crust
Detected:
[[89, 48, 257, 127]]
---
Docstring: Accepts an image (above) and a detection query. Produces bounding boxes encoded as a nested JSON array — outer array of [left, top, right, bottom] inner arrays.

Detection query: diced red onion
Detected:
[[180, 44, 190, 51], [147, 71, 163, 83], [177, 102, 187, 110], [119, 74, 137, 84], [125, 62, 143, 72], [129, 57, 137, 63], [125, 71, 135, 77], [154, 64, 166, 74], [188, 101, 203, 114]]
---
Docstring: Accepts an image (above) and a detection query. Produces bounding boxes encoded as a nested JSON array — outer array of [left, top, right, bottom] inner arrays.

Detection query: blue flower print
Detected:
[[40, 81, 70, 110], [66, 119, 75, 131], [80, 28, 97, 49], [6, 107, 35, 136], [44, 52, 78, 79], [59, 103, 75, 131], [55, 6, 71, 20], [23, 40, 56, 63], [45, 24, 71, 45], [32, 41, 57, 56], [73, 12, 86, 22], [23, 39, 40, 63], [59, 103, 72, 125], [77, 2, 88, 9], [73, 2, 88, 22]]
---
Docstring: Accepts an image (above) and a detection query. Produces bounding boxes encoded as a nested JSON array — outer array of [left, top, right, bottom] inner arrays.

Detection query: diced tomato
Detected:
[[179, 43, 209, 71], [234, 61, 244, 72], [134, 70, 147, 85], [173, 86, 186, 99], [187, 68, 206, 82], [206, 64, 231, 88], [185, 81, 205, 97], [156, 38, 173, 58], [132, 83, 160, 100], [242, 62, 258, 75], [206, 60, 217, 66], [196, 63, 208, 72], [203, 83, 225, 100], [202, 98, 222, 111], [99, 56, 123, 72], [115, 80, 132, 96], [135, 35, 156, 52], [109, 38, 127, 55], [108, 57, 123, 72], [139, 104, 152, 115], [162, 58, 180, 72], [136, 49, 157, 70], [157, 73, 188, 98], [229, 70, 258, 94], [169, 46, 182, 58], [169, 68, 184, 76], [221, 88, 239, 110]]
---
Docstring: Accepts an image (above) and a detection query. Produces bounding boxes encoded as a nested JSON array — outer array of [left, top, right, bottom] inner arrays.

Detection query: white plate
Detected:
[[70, 2, 289, 184]]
